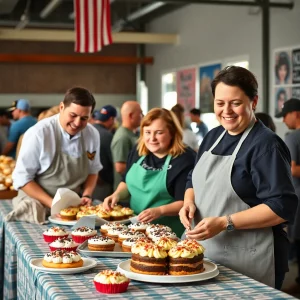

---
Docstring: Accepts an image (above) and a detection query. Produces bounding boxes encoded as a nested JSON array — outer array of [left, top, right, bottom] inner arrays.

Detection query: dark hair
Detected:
[[277, 89, 287, 100], [211, 66, 258, 101], [255, 112, 276, 132], [63, 87, 96, 112], [171, 104, 184, 127], [275, 52, 290, 81], [190, 108, 201, 116], [0, 109, 11, 118]]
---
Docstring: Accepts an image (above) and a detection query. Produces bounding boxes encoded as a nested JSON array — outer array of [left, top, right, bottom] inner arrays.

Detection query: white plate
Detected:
[[30, 257, 97, 274], [48, 215, 134, 226], [117, 260, 219, 283], [77, 240, 131, 258]]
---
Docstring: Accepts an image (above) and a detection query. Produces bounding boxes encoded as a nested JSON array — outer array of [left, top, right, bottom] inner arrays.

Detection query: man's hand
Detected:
[[80, 196, 92, 206]]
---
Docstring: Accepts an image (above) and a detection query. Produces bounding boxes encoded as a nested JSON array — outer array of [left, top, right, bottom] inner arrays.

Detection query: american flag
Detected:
[[74, 0, 113, 53]]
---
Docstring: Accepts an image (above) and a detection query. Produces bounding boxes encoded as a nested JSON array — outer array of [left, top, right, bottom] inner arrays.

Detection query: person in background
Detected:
[[171, 103, 198, 152], [2, 99, 36, 158], [0, 109, 12, 136], [275, 98, 300, 295], [6, 87, 102, 224], [111, 101, 143, 191], [92, 105, 117, 200], [255, 112, 276, 132], [189, 108, 208, 144], [104, 108, 196, 236], [179, 66, 297, 289]]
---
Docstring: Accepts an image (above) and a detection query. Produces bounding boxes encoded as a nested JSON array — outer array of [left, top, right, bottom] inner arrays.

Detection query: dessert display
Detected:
[[60, 208, 78, 221], [43, 226, 69, 243], [88, 236, 115, 251], [49, 237, 79, 252], [42, 250, 83, 268], [168, 245, 205, 275], [0, 155, 16, 191], [71, 226, 97, 243], [94, 270, 130, 294], [131, 243, 168, 275]]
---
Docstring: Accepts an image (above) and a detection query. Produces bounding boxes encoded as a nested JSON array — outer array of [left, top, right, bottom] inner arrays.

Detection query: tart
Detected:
[[42, 250, 83, 269]]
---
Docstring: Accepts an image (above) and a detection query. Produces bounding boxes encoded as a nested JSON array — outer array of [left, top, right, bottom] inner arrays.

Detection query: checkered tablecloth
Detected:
[[0, 200, 294, 299]]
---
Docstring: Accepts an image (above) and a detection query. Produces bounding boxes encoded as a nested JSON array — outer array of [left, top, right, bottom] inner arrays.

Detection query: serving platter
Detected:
[[30, 257, 97, 274], [117, 260, 219, 283], [77, 240, 132, 258]]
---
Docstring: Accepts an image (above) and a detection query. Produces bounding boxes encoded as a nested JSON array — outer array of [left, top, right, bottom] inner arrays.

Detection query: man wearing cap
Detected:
[[92, 105, 117, 200], [276, 98, 300, 294], [2, 99, 36, 158]]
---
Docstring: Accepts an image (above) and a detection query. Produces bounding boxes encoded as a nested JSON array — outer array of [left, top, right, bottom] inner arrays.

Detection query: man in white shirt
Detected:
[[7, 87, 102, 223]]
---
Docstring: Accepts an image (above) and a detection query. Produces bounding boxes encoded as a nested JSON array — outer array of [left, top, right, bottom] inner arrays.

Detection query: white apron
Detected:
[[192, 121, 275, 287]]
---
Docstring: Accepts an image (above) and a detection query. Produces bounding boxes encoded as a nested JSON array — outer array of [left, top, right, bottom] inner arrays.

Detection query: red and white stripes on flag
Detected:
[[74, 0, 113, 53]]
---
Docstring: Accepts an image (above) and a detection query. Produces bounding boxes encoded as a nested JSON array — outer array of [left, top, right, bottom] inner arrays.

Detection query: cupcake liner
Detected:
[[43, 234, 68, 243], [72, 234, 96, 244], [49, 246, 78, 252], [94, 281, 129, 294]]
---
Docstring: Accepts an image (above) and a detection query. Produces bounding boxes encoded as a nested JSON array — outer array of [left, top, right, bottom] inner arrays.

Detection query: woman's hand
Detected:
[[138, 207, 162, 223], [186, 216, 226, 240], [80, 196, 92, 206], [103, 194, 119, 211], [179, 202, 196, 229]]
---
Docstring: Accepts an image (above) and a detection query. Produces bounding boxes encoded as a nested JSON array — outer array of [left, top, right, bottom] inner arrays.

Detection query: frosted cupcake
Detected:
[[128, 222, 151, 233], [88, 236, 115, 251], [146, 224, 172, 236], [149, 230, 177, 242], [94, 270, 130, 294], [100, 222, 127, 236], [71, 226, 97, 243], [43, 226, 69, 243], [49, 237, 78, 252]]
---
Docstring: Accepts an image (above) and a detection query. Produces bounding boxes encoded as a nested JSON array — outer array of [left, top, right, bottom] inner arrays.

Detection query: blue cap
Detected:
[[7, 99, 30, 112], [93, 105, 117, 121]]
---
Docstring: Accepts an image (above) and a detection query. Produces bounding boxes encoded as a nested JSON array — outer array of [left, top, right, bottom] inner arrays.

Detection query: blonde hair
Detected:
[[137, 108, 186, 157], [38, 105, 60, 121]]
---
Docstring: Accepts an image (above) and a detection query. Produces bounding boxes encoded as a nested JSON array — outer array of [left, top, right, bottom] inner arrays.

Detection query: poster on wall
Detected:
[[273, 46, 300, 118], [292, 49, 300, 84], [274, 50, 292, 85], [274, 87, 291, 116], [199, 63, 222, 113], [176, 68, 196, 112]]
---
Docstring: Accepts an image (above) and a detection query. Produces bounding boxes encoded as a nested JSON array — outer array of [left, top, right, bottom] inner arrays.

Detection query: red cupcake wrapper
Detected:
[[72, 234, 96, 244], [94, 281, 129, 294], [49, 246, 78, 252], [43, 234, 69, 243]]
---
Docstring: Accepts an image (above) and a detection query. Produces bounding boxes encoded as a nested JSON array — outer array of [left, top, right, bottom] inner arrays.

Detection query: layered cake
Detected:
[[131, 243, 168, 275], [94, 270, 130, 294], [155, 237, 178, 252], [71, 226, 97, 243], [42, 250, 83, 268], [49, 237, 78, 252], [88, 236, 115, 251], [43, 226, 69, 243], [168, 245, 205, 275], [177, 239, 206, 256]]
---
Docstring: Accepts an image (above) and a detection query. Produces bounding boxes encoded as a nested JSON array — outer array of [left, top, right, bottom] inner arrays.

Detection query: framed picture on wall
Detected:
[[199, 63, 222, 113]]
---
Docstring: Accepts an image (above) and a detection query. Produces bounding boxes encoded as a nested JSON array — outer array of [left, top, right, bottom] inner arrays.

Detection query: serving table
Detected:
[[0, 200, 294, 299]]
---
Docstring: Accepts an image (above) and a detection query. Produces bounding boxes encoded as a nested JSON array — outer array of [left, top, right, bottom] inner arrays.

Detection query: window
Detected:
[[162, 72, 177, 109]]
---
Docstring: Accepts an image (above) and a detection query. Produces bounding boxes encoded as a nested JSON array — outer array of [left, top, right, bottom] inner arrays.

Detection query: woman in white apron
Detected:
[[179, 66, 298, 289]]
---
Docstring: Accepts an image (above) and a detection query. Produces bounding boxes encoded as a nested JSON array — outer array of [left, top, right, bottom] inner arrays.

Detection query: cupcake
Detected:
[[121, 207, 134, 218], [106, 227, 125, 242], [121, 237, 151, 253], [49, 237, 79, 252], [110, 210, 125, 221], [88, 236, 115, 251], [60, 208, 78, 221], [146, 224, 172, 236], [76, 210, 91, 220], [94, 270, 130, 294], [43, 226, 69, 243], [118, 230, 146, 246], [100, 222, 127, 236], [149, 229, 177, 242], [71, 226, 97, 243], [97, 209, 111, 221], [128, 222, 151, 233]]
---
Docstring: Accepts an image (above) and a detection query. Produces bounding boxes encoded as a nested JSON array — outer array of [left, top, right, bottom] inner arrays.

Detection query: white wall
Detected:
[[145, 1, 300, 139], [0, 94, 136, 110]]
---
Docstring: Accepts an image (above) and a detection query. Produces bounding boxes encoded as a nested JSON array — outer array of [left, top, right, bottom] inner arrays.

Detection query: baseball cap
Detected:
[[93, 105, 117, 121], [7, 99, 30, 112], [275, 98, 300, 118]]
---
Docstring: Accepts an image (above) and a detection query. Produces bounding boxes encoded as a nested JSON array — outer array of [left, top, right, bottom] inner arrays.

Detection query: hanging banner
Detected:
[[199, 63, 222, 113], [176, 68, 196, 112]]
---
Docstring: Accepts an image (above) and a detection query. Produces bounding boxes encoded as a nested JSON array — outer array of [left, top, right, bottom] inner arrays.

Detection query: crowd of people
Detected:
[[2, 66, 300, 293]]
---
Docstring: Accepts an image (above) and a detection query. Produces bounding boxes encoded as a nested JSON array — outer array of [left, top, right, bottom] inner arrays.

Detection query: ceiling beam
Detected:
[[0, 28, 179, 44]]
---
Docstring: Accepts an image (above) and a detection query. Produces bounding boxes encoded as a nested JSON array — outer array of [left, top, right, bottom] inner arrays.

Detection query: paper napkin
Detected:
[[51, 188, 81, 215]]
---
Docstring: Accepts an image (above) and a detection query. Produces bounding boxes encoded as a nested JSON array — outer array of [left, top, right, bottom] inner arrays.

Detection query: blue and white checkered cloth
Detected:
[[0, 200, 294, 299]]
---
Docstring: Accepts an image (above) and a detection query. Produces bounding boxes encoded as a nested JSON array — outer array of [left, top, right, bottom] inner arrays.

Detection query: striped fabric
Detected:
[[74, 0, 113, 53], [0, 200, 294, 299]]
